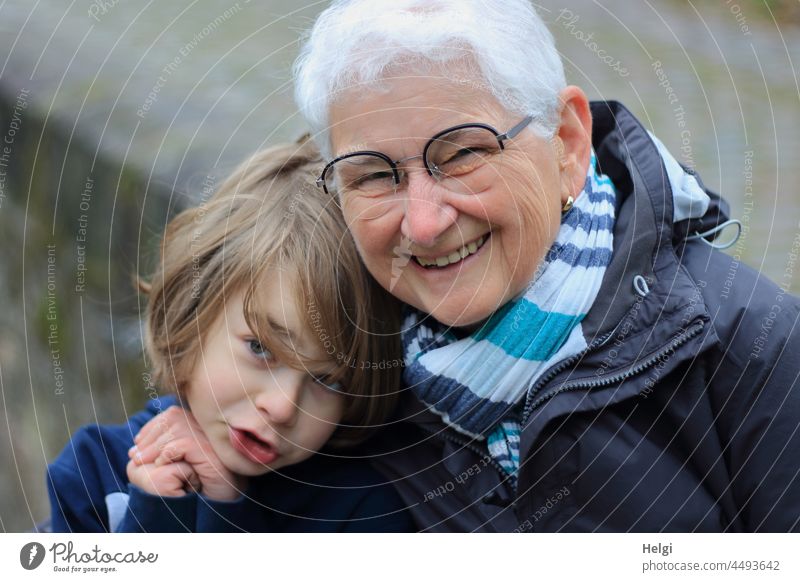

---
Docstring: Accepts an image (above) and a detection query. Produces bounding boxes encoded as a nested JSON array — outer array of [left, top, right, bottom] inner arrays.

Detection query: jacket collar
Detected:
[[581, 101, 723, 351]]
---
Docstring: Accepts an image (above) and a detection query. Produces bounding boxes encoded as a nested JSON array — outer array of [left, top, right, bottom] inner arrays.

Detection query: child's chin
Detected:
[[228, 455, 280, 477]]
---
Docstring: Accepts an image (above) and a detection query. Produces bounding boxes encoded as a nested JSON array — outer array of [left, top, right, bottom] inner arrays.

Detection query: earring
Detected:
[[562, 195, 574, 214]]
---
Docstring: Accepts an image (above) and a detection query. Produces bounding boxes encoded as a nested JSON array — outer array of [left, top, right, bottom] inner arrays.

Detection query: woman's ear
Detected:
[[555, 86, 593, 202]]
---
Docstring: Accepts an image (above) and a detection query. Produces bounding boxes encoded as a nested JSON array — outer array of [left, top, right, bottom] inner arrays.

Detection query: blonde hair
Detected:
[[140, 139, 402, 447]]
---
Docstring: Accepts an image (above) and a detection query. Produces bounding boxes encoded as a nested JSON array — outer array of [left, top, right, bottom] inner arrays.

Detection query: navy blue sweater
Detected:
[[46, 397, 414, 532]]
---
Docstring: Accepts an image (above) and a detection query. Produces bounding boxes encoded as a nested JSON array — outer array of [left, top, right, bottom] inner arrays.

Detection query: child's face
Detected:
[[184, 274, 345, 477]]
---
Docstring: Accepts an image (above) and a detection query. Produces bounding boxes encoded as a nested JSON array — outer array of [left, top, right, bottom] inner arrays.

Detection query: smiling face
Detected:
[[184, 274, 344, 477], [328, 76, 587, 328]]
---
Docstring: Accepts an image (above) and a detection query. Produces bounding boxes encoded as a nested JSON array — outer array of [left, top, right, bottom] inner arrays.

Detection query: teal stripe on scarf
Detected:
[[472, 299, 584, 361]]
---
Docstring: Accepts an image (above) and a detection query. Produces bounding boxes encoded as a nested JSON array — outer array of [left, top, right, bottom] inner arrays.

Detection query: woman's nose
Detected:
[[400, 171, 458, 247], [254, 370, 304, 427]]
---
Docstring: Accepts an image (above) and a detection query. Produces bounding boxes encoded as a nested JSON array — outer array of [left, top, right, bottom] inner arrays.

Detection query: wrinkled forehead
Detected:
[[328, 73, 511, 157]]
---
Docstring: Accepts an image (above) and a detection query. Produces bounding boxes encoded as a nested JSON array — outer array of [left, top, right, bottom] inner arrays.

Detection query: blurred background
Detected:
[[1, 0, 798, 531]]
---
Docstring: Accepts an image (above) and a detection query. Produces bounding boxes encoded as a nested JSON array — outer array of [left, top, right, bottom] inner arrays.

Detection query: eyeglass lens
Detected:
[[328, 126, 502, 197]]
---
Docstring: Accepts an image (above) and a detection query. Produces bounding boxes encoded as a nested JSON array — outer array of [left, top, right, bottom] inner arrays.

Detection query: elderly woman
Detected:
[[293, 0, 800, 532]]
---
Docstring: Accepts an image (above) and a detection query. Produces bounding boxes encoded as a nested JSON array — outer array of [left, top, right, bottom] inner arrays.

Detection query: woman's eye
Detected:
[[248, 339, 273, 360], [354, 171, 394, 187], [445, 147, 485, 164], [436, 146, 495, 177], [452, 147, 477, 160]]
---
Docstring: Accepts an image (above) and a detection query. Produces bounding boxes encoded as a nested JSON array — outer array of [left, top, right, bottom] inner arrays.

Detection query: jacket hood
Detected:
[[647, 131, 710, 223]]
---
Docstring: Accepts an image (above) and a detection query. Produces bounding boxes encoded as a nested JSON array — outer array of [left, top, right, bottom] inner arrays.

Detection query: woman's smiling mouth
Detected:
[[413, 234, 489, 269]]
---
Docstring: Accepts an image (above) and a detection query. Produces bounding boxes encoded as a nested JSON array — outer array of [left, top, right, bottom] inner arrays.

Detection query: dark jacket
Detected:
[[47, 396, 414, 532], [372, 101, 800, 532]]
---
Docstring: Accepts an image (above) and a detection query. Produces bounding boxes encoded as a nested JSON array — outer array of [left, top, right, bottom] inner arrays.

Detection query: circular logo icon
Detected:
[[20, 542, 46, 570]]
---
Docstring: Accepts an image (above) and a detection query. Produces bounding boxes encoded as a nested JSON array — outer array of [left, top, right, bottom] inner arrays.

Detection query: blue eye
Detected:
[[248, 339, 273, 360], [312, 374, 343, 393]]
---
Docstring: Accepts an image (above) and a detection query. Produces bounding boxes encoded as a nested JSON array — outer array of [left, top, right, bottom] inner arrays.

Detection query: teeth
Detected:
[[415, 235, 488, 268]]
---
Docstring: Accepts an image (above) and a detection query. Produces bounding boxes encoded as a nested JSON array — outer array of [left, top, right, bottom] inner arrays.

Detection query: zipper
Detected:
[[522, 319, 706, 424], [520, 327, 614, 425], [418, 423, 518, 506], [419, 425, 511, 484]]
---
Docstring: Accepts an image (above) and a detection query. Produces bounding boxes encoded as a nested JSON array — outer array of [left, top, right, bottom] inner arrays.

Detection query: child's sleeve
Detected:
[[113, 485, 198, 532], [46, 397, 181, 533], [46, 424, 132, 533], [115, 487, 260, 532]]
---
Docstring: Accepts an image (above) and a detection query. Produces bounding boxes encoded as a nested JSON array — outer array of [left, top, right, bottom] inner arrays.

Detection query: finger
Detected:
[[133, 407, 175, 445], [170, 461, 202, 494], [132, 416, 193, 465], [126, 459, 193, 498], [132, 409, 179, 454], [150, 462, 201, 497], [131, 432, 167, 465], [154, 439, 189, 467], [146, 461, 200, 495], [184, 470, 202, 494], [132, 420, 153, 445], [156, 434, 221, 476], [129, 442, 159, 466], [126, 458, 142, 485]]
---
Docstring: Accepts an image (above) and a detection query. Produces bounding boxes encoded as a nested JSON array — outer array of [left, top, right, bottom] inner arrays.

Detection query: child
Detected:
[[46, 140, 413, 532]]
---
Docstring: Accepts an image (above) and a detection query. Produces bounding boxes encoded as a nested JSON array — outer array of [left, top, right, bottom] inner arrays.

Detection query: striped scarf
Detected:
[[401, 154, 616, 477]]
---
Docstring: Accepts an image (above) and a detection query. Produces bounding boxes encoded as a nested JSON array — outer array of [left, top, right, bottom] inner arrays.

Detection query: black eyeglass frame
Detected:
[[316, 115, 534, 194]]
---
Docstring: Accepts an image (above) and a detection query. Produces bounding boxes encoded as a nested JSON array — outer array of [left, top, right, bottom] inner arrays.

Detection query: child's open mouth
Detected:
[[229, 427, 279, 465]]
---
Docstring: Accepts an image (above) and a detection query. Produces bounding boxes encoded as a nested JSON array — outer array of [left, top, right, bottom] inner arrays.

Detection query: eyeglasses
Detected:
[[316, 115, 534, 198]]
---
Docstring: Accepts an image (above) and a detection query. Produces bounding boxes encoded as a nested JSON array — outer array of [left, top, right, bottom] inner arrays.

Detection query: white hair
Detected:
[[293, 0, 566, 158]]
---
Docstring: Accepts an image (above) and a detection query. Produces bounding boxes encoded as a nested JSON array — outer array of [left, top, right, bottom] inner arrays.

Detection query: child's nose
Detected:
[[255, 371, 304, 427]]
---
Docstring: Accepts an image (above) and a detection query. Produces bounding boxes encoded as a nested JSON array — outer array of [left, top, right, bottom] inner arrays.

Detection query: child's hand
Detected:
[[127, 406, 246, 501], [126, 453, 203, 498]]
